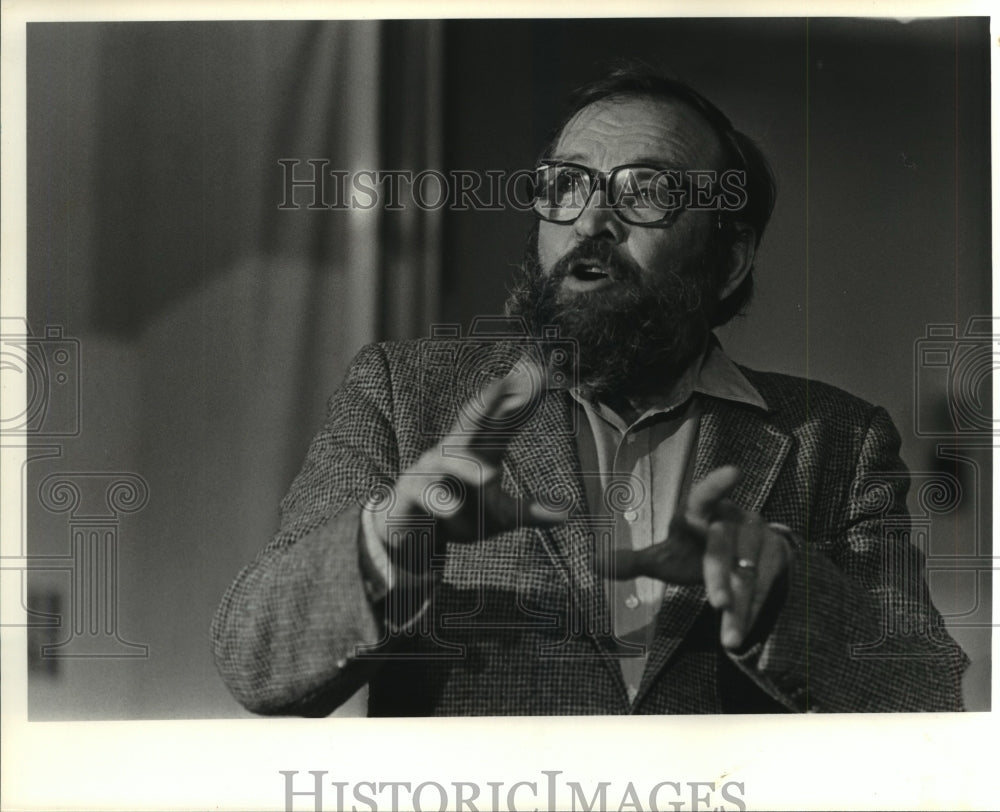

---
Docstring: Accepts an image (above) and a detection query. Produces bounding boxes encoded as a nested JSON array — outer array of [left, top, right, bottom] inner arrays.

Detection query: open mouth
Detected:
[[572, 266, 610, 282], [562, 262, 614, 290]]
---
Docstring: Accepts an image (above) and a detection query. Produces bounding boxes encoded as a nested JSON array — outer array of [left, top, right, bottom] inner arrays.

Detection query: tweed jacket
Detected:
[[211, 338, 968, 715]]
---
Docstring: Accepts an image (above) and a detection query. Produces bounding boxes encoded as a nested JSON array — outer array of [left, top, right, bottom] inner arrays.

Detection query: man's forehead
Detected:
[[552, 94, 725, 171]]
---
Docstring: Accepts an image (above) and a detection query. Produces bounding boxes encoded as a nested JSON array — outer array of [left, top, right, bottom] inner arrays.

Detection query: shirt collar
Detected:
[[544, 335, 768, 416], [693, 337, 769, 412]]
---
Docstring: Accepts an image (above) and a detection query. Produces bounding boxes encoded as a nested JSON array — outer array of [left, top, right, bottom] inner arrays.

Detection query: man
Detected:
[[211, 65, 968, 715]]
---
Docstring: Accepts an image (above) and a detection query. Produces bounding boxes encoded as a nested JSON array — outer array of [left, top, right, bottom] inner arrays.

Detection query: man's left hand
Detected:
[[609, 466, 791, 650]]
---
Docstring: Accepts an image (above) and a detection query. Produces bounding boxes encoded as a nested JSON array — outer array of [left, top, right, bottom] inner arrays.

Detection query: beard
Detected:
[[505, 229, 722, 401]]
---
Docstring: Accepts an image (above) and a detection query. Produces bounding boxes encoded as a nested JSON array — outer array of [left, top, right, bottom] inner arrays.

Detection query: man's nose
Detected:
[[573, 188, 626, 243]]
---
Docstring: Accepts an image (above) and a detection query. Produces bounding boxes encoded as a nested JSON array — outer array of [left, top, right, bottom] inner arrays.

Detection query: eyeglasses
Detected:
[[531, 161, 693, 227]]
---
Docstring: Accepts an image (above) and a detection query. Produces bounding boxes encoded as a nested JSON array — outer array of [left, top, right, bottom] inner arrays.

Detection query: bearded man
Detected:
[[211, 66, 968, 715]]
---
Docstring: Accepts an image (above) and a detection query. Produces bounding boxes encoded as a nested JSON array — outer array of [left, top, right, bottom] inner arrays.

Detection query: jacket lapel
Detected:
[[692, 397, 794, 515], [635, 396, 794, 708], [502, 389, 630, 698], [501, 388, 597, 594]]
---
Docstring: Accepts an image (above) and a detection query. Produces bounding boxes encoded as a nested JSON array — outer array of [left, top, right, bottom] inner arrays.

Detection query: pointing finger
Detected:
[[451, 361, 548, 459], [704, 520, 735, 610], [721, 520, 764, 649], [684, 466, 742, 530]]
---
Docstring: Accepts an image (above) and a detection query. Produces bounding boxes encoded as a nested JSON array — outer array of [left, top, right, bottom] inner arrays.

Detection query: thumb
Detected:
[[523, 499, 569, 526], [453, 361, 548, 462], [607, 548, 646, 581]]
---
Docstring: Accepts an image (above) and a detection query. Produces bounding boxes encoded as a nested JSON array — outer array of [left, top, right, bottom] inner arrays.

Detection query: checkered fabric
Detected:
[[211, 338, 969, 715]]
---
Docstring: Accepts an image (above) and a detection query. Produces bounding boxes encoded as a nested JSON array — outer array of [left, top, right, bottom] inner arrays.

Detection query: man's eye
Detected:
[[554, 173, 585, 201], [616, 182, 658, 210]]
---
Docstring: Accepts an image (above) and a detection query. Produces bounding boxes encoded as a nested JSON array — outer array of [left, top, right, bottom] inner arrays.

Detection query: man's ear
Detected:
[[718, 223, 756, 301]]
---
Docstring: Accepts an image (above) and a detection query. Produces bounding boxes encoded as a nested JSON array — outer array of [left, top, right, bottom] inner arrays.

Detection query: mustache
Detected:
[[548, 238, 644, 284]]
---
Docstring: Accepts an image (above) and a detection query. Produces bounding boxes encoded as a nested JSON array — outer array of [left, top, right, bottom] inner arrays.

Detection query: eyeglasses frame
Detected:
[[531, 160, 729, 230]]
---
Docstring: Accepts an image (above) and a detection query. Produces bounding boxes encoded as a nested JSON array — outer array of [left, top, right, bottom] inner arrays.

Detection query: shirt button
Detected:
[[626, 434, 636, 445], [624, 510, 638, 523], [625, 594, 640, 610]]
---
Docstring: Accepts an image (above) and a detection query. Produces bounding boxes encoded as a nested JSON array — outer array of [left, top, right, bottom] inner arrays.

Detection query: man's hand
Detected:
[[610, 465, 791, 649], [369, 362, 567, 574]]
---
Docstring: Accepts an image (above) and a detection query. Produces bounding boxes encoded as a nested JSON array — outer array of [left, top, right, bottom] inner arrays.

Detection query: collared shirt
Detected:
[[567, 341, 767, 703]]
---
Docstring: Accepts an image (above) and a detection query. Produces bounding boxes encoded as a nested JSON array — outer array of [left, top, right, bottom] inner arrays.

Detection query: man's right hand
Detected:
[[368, 361, 568, 575]]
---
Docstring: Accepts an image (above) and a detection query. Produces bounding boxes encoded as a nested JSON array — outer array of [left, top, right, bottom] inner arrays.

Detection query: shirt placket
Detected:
[[611, 425, 662, 701]]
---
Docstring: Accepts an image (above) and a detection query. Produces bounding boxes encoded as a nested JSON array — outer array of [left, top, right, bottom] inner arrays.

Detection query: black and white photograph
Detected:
[[2, 6, 995, 811]]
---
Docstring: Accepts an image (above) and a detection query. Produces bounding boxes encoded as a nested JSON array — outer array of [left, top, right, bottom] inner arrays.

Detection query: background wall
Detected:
[[22, 18, 991, 718]]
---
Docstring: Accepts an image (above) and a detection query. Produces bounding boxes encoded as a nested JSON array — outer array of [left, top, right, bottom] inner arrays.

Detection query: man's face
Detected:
[[507, 94, 729, 398], [537, 94, 726, 296]]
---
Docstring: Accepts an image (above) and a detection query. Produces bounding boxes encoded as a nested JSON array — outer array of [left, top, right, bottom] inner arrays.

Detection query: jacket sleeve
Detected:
[[730, 406, 970, 711], [210, 343, 402, 716]]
